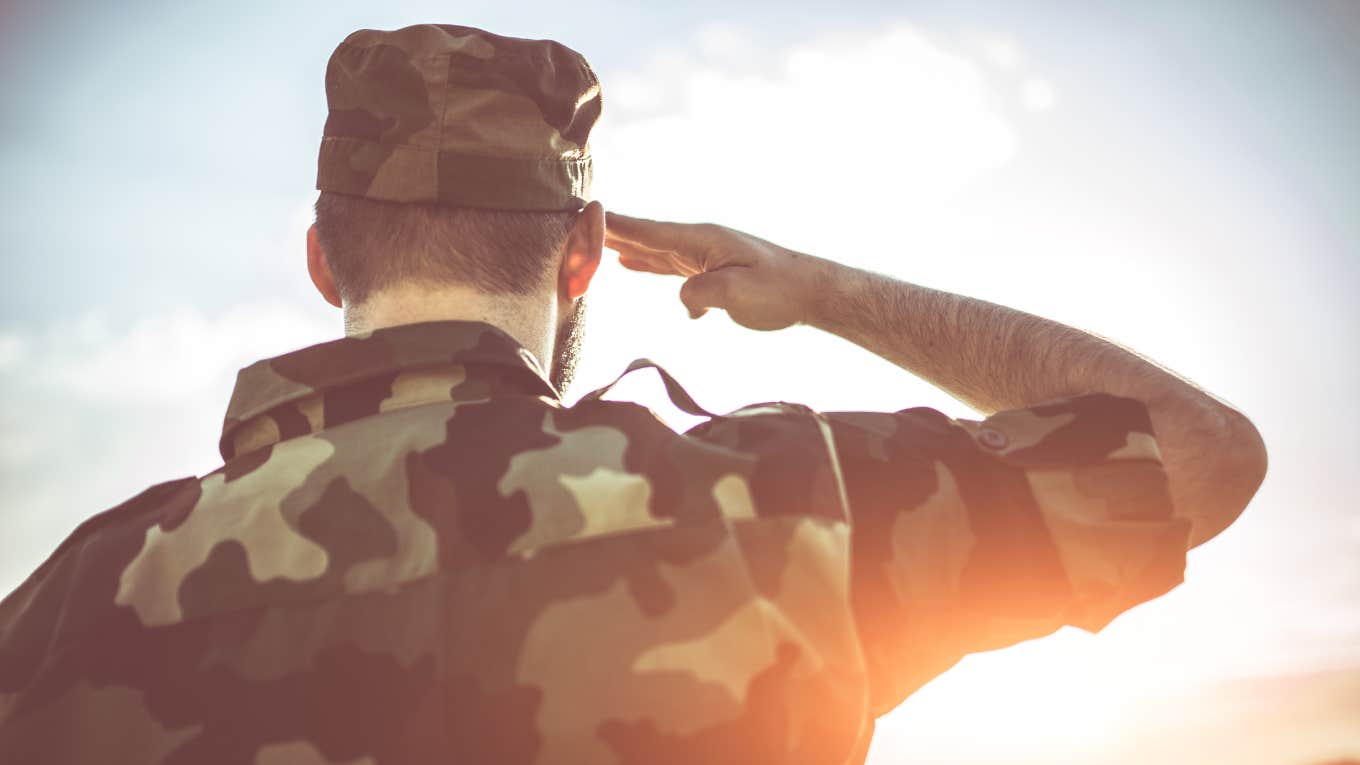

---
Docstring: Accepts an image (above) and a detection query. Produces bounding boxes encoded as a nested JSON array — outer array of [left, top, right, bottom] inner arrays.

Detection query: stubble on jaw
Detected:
[[550, 296, 588, 395]]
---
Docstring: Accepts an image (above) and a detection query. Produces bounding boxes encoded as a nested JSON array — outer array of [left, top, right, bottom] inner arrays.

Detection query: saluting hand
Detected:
[[604, 212, 825, 331]]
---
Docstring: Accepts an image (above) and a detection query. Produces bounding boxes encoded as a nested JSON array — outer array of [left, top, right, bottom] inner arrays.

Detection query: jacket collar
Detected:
[[219, 320, 558, 461]]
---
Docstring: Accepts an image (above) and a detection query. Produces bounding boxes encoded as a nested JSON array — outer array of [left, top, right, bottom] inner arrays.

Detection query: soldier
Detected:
[[0, 22, 1266, 765]]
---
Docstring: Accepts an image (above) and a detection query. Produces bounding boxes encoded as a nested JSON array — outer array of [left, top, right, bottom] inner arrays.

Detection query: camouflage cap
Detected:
[[317, 24, 601, 210]]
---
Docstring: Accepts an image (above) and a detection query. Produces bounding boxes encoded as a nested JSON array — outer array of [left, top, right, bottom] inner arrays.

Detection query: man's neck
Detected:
[[344, 282, 557, 371]]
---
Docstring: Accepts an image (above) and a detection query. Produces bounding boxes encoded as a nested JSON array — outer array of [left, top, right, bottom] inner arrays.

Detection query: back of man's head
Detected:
[[313, 194, 576, 304], [311, 24, 601, 309]]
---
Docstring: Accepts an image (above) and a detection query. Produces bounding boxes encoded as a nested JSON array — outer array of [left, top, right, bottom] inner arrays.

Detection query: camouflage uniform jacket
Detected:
[[0, 320, 1191, 764]]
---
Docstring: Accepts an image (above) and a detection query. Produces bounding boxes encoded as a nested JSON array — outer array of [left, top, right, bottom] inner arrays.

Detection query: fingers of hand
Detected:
[[617, 253, 677, 275], [679, 270, 737, 319], [609, 239, 702, 277], [605, 211, 693, 252]]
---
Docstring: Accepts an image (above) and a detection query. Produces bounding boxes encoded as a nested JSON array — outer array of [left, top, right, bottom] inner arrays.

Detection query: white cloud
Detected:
[[28, 303, 332, 403], [592, 22, 1017, 236], [695, 22, 762, 69], [1022, 77, 1057, 112], [976, 35, 1023, 70]]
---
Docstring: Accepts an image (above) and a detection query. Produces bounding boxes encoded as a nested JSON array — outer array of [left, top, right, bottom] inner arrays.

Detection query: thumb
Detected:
[[679, 270, 735, 319]]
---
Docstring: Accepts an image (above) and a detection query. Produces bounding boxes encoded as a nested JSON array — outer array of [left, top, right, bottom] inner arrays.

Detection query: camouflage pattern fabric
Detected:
[[0, 320, 1191, 764], [316, 24, 600, 210]]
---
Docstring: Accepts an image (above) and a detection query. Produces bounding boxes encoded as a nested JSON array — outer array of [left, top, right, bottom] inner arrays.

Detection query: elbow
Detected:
[[1222, 407, 1268, 515], [1234, 409, 1269, 497], [1187, 407, 1268, 547]]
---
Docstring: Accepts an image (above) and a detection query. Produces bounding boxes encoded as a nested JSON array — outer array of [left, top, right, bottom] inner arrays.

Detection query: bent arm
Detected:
[[801, 259, 1267, 547], [605, 213, 1268, 548]]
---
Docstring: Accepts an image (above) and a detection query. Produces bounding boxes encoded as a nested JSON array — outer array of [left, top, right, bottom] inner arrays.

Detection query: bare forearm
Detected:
[[800, 257, 1267, 546], [602, 211, 1268, 547], [803, 257, 1162, 413]]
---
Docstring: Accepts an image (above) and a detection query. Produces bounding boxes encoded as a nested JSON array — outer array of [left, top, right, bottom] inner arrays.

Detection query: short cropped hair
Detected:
[[313, 191, 577, 304]]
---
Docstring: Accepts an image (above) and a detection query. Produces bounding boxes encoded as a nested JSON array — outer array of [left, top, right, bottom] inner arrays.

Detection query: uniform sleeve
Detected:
[[825, 393, 1191, 715]]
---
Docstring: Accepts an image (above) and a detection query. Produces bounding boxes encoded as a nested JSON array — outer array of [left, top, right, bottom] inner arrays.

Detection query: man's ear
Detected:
[[559, 200, 604, 301], [307, 224, 343, 308]]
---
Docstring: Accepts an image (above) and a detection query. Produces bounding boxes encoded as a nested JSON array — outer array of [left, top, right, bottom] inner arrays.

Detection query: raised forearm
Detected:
[[802, 258, 1162, 414], [799, 256, 1267, 546], [603, 212, 1268, 547]]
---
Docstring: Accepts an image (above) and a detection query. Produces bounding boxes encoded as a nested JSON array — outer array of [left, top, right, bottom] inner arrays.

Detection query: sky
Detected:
[[1, 0, 1358, 762]]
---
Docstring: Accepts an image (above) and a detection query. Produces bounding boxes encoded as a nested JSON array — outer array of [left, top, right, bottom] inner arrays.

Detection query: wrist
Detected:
[[786, 251, 844, 328]]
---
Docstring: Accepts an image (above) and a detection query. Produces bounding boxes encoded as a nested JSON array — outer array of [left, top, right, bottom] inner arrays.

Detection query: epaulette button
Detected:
[[978, 427, 1008, 450]]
